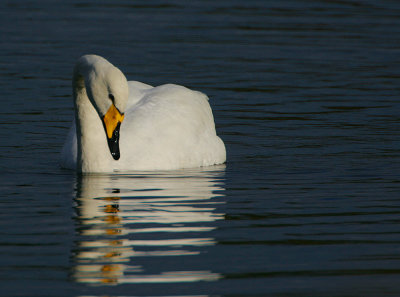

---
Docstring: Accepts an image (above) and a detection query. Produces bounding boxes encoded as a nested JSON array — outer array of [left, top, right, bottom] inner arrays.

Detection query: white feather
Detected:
[[60, 55, 226, 172]]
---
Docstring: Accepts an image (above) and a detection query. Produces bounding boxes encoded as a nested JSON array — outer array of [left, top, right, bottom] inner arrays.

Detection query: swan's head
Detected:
[[74, 55, 129, 160]]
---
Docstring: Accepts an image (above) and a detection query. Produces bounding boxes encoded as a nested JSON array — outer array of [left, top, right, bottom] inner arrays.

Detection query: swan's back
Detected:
[[119, 84, 226, 170]]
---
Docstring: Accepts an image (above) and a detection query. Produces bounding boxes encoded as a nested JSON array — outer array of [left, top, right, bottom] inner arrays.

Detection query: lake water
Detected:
[[1, 0, 400, 296]]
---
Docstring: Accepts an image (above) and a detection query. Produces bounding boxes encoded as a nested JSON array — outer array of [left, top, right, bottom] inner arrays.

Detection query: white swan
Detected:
[[60, 55, 226, 172]]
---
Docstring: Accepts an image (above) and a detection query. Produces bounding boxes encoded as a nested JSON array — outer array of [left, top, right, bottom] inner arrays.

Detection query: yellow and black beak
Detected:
[[102, 104, 125, 160]]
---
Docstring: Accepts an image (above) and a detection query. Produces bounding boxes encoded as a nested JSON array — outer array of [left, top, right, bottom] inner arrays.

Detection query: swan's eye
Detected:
[[109, 94, 115, 103]]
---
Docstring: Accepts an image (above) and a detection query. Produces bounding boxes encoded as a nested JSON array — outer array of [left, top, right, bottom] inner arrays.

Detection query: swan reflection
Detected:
[[72, 168, 225, 285]]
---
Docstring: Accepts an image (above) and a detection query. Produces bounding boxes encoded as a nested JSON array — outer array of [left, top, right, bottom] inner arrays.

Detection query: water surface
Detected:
[[1, 0, 400, 296]]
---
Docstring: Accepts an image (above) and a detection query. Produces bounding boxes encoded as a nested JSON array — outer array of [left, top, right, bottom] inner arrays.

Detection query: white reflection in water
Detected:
[[72, 167, 225, 285]]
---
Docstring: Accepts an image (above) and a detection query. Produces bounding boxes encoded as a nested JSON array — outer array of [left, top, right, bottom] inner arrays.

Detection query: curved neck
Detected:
[[73, 74, 113, 172]]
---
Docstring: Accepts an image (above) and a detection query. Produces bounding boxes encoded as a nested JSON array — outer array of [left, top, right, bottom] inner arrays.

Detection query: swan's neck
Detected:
[[73, 75, 113, 172]]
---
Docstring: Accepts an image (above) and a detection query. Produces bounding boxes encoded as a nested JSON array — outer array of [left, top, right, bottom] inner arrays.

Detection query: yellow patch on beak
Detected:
[[102, 104, 125, 139]]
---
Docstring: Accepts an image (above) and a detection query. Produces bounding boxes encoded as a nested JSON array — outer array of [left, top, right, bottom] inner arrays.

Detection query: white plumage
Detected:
[[60, 55, 226, 172]]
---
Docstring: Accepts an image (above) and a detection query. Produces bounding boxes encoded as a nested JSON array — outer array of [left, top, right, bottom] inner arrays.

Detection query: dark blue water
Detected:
[[1, 1, 400, 296]]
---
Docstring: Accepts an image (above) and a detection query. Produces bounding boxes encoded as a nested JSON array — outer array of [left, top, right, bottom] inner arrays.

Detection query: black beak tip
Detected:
[[111, 150, 120, 160], [106, 122, 121, 161]]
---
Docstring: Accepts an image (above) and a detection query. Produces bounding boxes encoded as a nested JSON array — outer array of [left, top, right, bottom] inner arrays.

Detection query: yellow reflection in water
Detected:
[[72, 168, 225, 285]]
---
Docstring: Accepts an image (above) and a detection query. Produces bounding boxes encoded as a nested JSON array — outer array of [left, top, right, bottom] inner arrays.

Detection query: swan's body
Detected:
[[60, 55, 226, 172]]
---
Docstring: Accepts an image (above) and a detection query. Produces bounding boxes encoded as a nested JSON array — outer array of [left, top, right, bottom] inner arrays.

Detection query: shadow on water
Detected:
[[71, 166, 226, 286]]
